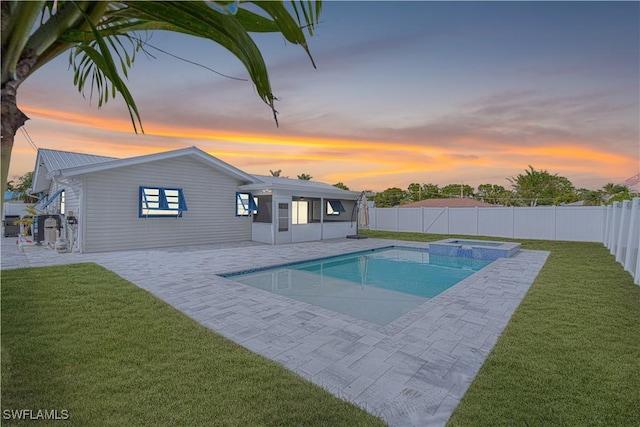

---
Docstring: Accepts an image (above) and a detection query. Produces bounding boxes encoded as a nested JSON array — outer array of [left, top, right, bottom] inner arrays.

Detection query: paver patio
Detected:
[[1, 236, 548, 426]]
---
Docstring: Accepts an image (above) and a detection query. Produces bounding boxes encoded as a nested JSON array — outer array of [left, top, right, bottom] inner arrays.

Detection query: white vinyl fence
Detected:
[[368, 199, 640, 285], [604, 198, 640, 285]]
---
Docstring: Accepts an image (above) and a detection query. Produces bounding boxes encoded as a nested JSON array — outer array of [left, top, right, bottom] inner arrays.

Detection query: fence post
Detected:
[[603, 205, 609, 245], [616, 200, 630, 262], [624, 198, 639, 281], [553, 205, 557, 241], [608, 202, 620, 254], [602, 206, 611, 248]]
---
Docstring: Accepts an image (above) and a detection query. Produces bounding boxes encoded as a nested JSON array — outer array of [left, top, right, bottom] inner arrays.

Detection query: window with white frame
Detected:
[[292, 199, 309, 224], [60, 190, 65, 216], [236, 192, 258, 216], [139, 187, 187, 217], [326, 200, 346, 215]]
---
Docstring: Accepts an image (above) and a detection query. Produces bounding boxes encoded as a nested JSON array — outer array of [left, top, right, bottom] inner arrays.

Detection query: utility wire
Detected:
[[20, 126, 38, 152]]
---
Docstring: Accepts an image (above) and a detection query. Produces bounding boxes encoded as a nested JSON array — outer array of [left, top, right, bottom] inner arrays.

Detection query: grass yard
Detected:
[[1, 263, 385, 427], [362, 230, 640, 426]]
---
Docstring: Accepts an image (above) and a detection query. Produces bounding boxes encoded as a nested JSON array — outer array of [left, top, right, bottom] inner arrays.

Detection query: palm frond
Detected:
[[109, 1, 277, 113], [69, 5, 144, 133]]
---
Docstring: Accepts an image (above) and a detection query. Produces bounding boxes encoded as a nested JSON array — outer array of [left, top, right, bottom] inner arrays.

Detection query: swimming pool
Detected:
[[221, 247, 492, 326]]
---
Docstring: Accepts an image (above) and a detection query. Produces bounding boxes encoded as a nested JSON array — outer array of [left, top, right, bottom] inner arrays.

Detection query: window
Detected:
[[60, 190, 66, 216], [236, 192, 258, 216], [292, 200, 309, 225], [326, 200, 346, 215], [253, 195, 272, 223], [278, 203, 288, 231], [140, 187, 187, 217]]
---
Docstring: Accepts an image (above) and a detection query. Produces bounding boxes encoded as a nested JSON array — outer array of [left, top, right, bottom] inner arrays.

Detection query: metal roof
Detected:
[[38, 148, 118, 171], [57, 146, 257, 183], [32, 149, 118, 193]]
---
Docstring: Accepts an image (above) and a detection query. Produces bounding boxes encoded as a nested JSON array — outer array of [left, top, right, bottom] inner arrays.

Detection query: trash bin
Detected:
[[3, 216, 20, 237]]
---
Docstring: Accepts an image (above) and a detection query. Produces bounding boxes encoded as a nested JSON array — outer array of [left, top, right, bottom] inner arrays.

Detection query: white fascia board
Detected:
[[239, 183, 359, 200]]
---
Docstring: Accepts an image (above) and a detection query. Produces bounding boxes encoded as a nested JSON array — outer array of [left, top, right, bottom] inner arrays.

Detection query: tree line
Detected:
[[372, 166, 639, 208], [7, 166, 636, 209]]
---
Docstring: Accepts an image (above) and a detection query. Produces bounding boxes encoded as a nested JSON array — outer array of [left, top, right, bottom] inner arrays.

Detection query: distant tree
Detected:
[[422, 183, 442, 199], [406, 183, 442, 202], [7, 171, 37, 203], [554, 192, 581, 205], [602, 183, 629, 202], [581, 190, 604, 206], [508, 166, 575, 206], [297, 173, 312, 180], [373, 187, 405, 207], [333, 182, 349, 190], [406, 183, 422, 202], [606, 186, 635, 204], [496, 190, 518, 207], [269, 169, 282, 177], [441, 184, 474, 198], [476, 184, 508, 204]]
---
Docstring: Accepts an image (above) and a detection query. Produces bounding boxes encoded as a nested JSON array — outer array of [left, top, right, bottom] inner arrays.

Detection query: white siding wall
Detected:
[[323, 222, 356, 239], [82, 157, 252, 252], [292, 223, 322, 242], [44, 177, 81, 216]]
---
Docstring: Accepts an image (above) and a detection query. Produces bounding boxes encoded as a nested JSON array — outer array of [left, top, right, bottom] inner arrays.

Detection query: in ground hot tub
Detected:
[[428, 238, 521, 261]]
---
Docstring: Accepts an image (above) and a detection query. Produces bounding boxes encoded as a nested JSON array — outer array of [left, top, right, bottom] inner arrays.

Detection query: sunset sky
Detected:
[[9, 1, 640, 192]]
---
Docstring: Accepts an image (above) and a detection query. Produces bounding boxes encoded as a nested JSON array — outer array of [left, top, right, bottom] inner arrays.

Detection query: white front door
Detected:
[[275, 199, 291, 244]]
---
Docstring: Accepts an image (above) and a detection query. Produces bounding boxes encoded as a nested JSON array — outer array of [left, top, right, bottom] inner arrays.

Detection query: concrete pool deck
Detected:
[[1, 237, 549, 426]]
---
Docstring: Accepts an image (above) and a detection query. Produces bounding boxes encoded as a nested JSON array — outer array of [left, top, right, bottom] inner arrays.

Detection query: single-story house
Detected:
[[30, 147, 360, 252], [400, 198, 500, 208]]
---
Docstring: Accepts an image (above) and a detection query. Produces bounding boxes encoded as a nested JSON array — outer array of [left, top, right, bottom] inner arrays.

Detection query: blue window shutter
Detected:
[[328, 200, 346, 213], [178, 190, 188, 211], [236, 192, 257, 216], [248, 194, 258, 212], [140, 186, 187, 217], [40, 189, 64, 209]]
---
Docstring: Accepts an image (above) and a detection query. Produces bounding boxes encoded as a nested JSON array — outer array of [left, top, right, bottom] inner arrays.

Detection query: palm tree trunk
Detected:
[[1, 50, 37, 214]]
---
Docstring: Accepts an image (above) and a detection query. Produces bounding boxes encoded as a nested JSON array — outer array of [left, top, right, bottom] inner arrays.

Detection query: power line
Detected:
[[20, 126, 38, 152]]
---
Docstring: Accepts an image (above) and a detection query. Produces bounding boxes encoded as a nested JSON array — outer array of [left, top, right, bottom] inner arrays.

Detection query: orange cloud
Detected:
[[14, 105, 638, 192]]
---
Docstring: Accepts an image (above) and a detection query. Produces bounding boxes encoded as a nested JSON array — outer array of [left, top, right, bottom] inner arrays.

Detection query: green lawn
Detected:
[[3, 234, 640, 426], [1, 263, 385, 426], [361, 230, 640, 426]]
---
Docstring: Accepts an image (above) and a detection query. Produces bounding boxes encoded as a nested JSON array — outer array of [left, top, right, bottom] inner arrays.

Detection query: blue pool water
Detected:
[[222, 247, 492, 326]]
